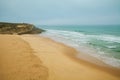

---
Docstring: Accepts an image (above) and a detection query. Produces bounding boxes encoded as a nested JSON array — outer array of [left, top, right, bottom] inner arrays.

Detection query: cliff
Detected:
[[0, 22, 44, 35]]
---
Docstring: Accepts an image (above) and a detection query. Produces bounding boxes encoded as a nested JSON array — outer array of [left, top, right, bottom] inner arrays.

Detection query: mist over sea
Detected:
[[38, 25, 120, 68]]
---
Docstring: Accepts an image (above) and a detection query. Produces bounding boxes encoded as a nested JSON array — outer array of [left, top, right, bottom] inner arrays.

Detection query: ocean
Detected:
[[38, 25, 120, 68]]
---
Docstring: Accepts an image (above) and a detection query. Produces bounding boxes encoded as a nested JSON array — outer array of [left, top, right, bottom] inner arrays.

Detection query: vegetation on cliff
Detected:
[[0, 22, 45, 35]]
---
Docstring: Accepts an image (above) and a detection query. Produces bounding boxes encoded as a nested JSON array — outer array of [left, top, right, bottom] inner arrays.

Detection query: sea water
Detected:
[[38, 25, 120, 68]]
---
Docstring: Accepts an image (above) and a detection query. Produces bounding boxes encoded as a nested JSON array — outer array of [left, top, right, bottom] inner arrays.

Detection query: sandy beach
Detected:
[[0, 35, 48, 80], [0, 35, 120, 80]]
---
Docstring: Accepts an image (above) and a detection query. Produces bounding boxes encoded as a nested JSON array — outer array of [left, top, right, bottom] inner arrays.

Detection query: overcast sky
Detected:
[[0, 0, 120, 25]]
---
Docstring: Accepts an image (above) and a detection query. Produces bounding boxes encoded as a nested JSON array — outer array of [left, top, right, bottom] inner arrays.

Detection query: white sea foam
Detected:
[[88, 35, 120, 43], [106, 45, 117, 49]]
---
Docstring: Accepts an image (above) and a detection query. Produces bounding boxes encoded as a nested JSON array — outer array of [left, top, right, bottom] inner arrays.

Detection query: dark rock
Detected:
[[0, 22, 45, 35]]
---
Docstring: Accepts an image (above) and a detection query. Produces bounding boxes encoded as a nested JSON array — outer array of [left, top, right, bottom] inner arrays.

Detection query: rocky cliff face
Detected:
[[0, 22, 44, 35]]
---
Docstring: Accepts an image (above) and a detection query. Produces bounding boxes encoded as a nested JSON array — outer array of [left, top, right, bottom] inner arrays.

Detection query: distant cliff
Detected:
[[0, 22, 44, 35]]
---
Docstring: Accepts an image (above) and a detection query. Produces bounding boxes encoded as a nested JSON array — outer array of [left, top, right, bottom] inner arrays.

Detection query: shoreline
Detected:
[[41, 34, 120, 68], [21, 35, 120, 80], [39, 35, 120, 77], [0, 34, 120, 80], [41, 29, 120, 68], [41, 35, 111, 67]]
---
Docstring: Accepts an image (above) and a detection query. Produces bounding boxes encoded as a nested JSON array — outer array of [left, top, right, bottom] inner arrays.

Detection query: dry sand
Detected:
[[0, 35, 120, 80], [0, 35, 48, 80]]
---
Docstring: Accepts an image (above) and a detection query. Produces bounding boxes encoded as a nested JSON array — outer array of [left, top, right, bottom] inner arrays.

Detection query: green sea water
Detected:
[[39, 25, 120, 36], [38, 25, 120, 68]]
